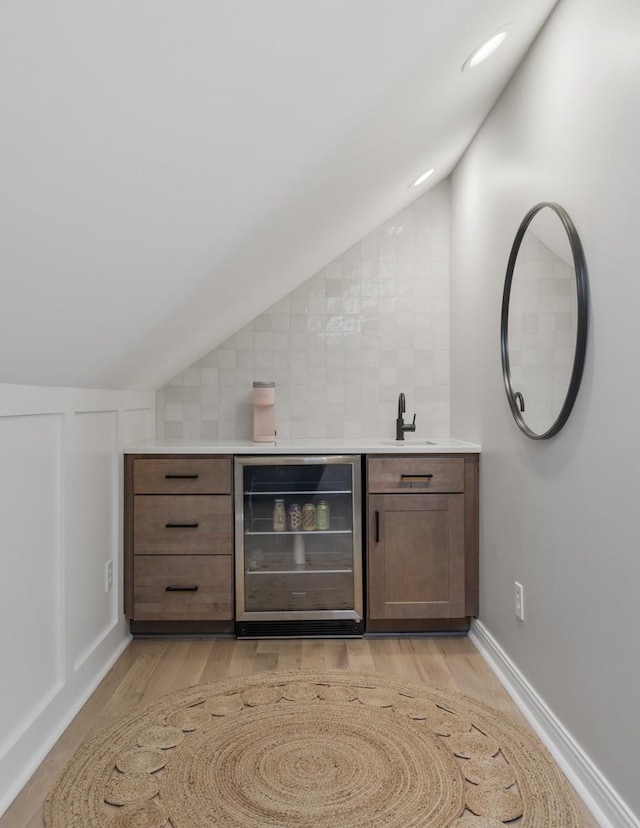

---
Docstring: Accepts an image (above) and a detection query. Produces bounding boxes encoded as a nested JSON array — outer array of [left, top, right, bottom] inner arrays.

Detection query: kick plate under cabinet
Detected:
[[234, 455, 363, 637]]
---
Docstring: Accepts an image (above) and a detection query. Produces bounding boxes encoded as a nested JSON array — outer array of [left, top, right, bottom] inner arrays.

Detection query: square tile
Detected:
[[157, 182, 451, 440]]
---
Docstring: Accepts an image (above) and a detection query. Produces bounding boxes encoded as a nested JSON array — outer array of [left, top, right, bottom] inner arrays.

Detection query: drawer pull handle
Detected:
[[375, 510, 380, 543], [165, 473, 199, 479], [291, 591, 307, 596], [165, 585, 199, 592], [165, 522, 200, 529], [400, 473, 434, 481]]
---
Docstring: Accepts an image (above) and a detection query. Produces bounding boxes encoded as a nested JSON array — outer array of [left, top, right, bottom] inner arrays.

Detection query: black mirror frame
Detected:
[[501, 202, 589, 440]]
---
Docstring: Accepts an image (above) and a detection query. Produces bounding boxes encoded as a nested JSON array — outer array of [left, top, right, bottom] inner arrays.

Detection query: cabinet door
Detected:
[[368, 494, 465, 619]]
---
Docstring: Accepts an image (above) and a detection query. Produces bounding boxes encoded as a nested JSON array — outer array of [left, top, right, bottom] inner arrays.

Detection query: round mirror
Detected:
[[501, 202, 588, 439]]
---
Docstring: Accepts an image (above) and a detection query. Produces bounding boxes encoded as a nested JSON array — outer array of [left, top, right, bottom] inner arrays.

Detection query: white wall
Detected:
[[450, 0, 640, 822], [0, 384, 155, 816], [156, 184, 451, 441]]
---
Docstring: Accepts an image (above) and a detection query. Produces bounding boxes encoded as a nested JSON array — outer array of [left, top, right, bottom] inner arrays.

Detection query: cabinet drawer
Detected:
[[133, 555, 232, 620], [367, 456, 464, 493], [245, 572, 353, 612], [134, 495, 232, 555], [133, 458, 231, 494]]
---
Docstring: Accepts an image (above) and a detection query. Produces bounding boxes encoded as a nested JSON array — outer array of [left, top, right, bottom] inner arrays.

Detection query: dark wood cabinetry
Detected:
[[124, 454, 234, 632], [366, 454, 478, 633], [124, 449, 478, 637]]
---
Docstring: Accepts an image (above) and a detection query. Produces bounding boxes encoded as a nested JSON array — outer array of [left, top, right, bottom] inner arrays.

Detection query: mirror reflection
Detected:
[[501, 203, 588, 439]]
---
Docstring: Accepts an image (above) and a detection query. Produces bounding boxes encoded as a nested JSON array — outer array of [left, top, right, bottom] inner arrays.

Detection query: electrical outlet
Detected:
[[105, 560, 113, 593], [514, 581, 524, 620]]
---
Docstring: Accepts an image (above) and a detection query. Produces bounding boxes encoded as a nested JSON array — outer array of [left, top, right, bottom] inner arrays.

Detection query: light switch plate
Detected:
[[514, 581, 524, 620], [105, 560, 113, 593]]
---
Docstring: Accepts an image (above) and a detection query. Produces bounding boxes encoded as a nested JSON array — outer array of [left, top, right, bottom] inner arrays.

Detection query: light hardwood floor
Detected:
[[1, 636, 599, 827]]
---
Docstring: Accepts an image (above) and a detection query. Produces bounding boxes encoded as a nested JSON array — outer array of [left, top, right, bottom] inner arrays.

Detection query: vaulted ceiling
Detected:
[[0, 0, 558, 390]]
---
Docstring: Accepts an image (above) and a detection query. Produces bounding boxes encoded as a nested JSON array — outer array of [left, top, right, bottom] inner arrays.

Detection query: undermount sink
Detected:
[[378, 439, 437, 446]]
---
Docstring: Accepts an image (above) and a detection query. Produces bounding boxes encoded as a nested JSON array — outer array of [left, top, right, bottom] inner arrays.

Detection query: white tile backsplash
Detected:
[[156, 181, 451, 440]]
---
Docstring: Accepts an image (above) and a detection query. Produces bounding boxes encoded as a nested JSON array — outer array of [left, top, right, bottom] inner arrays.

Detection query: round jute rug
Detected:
[[44, 669, 581, 827]]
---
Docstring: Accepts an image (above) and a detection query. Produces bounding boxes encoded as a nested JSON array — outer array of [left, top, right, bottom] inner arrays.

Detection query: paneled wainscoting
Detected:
[[0, 385, 155, 819]]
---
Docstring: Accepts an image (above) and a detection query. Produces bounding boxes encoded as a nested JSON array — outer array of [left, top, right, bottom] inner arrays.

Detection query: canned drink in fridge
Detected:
[[302, 503, 316, 531], [316, 500, 330, 530], [272, 499, 286, 532], [287, 503, 302, 531]]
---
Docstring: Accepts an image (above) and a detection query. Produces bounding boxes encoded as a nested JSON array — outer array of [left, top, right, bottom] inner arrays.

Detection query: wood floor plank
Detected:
[[434, 637, 526, 718], [405, 637, 462, 690], [254, 638, 301, 672], [133, 640, 202, 703], [344, 637, 376, 672], [323, 639, 349, 670], [98, 638, 170, 718], [197, 638, 237, 683], [300, 638, 329, 670], [228, 639, 259, 676], [0, 635, 601, 828]]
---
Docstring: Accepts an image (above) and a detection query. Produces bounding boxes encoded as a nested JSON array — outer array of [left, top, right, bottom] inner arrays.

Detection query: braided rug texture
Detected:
[[44, 669, 581, 827]]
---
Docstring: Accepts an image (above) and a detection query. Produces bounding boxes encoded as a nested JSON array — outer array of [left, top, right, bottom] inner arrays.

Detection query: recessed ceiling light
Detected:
[[462, 27, 509, 72], [410, 168, 434, 189]]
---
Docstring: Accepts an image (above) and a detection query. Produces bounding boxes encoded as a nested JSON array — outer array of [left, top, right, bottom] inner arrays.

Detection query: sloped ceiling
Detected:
[[0, 0, 558, 390]]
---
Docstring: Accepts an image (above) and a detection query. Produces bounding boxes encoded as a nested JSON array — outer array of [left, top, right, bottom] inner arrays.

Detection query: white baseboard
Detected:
[[0, 634, 131, 818], [469, 620, 639, 828]]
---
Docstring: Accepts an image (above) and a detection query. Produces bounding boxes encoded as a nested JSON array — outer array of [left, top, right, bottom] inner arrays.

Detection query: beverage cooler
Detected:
[[234, 455, 363, 637]]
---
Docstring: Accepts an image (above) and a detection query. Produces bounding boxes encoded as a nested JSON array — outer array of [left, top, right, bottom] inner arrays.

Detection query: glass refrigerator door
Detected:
[[235, 456, 362, 621]]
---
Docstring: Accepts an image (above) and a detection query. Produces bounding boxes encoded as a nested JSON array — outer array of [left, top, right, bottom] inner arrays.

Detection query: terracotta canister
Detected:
[[252, 381, 275, 442]]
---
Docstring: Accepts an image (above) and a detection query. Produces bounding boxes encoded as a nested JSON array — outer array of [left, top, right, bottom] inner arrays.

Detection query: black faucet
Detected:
[[395, 392, 416, 440]]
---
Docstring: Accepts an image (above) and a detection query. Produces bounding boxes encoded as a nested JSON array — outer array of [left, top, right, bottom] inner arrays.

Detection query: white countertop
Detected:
[[124, 437, 481, 455]]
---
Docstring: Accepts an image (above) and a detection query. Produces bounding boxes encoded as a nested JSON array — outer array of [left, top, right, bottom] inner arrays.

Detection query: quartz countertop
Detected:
[[124, 437, 481, 455]]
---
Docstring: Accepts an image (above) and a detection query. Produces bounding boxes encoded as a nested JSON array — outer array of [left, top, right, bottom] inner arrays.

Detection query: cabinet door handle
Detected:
[[165, 585, 199, 592], [165, 522, 199, 529], [375, 510, 380, 543], [164, 473, 199, 479]]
